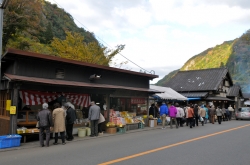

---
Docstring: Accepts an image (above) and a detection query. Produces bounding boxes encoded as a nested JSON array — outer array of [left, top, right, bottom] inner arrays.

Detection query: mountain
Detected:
[[155, 30, 250, 93], [3, 0, 124, 66]]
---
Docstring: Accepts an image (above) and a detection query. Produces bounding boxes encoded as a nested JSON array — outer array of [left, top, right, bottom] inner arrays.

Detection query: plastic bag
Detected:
[[200, 116, 204, 121]]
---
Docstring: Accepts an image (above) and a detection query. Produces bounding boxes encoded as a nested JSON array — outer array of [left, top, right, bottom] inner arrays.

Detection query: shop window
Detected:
[[56, 68, 65, 79]]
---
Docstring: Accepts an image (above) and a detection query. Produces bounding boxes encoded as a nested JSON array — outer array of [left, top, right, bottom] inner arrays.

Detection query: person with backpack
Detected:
[[216, 106, 223, 124], [203, 105, 209, 124], [159, 102, 168, 129]]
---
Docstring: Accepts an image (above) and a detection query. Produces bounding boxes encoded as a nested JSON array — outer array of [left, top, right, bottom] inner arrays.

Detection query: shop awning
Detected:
[[244, 100, 250, 105], [187, 98, 201, 101], [205, 97, 233, 101], [150, 85, 187, 100], [19, 90, 91, 106], [4, 73, 158, 93]]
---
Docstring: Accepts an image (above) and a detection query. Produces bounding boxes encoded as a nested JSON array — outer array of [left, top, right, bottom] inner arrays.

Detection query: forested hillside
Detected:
[[156, 30, 250, 93], [3, 0, 124, 66]]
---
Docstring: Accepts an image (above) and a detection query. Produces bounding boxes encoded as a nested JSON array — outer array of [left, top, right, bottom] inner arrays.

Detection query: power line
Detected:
[[51, 0, 154, 74]]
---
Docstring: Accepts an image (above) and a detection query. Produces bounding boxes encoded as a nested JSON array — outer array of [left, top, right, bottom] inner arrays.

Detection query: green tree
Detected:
[[44, 22, 54, 44], [3, 0, 43, 52]]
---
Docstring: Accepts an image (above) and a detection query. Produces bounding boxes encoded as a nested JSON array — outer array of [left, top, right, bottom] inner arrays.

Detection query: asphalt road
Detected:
[[1, 120, 250, 165]]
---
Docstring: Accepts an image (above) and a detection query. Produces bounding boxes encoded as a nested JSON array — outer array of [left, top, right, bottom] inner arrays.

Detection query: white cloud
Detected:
[[46, 0, 250, 83]]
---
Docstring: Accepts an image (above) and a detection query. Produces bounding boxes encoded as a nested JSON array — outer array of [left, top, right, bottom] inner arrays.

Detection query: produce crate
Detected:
[[138, 122, 144, 129], [125, 123, 139, 131], [0, 134, 22, 149], [117, 127, 126, 134]]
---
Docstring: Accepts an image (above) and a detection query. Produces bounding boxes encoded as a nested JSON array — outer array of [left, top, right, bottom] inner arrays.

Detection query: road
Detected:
[[1, 120, 250, 165]]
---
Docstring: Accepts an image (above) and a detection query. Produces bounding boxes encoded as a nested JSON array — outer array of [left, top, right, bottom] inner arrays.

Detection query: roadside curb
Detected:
[[0, 126, 162, 152]]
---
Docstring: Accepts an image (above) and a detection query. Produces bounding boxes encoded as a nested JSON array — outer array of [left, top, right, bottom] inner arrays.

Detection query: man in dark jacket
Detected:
[[149, 104, 158, 118], [37, 103, 53, 147], [193, 104, 199, 127], [65, 103, 76, 141], [88, 101, 101, 137]]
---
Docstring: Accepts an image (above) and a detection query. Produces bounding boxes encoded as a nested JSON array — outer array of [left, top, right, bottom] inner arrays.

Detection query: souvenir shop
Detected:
[[0, 48, 158, 135]]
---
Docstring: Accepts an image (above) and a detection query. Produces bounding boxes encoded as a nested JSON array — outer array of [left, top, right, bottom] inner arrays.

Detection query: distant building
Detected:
[[164, 68, 243, 109]]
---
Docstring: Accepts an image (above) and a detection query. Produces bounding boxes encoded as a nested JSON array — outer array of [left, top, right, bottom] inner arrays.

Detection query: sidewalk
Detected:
[[0, 125, 163, 152]]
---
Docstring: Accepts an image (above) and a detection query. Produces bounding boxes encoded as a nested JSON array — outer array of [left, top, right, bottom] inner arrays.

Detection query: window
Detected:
[[55, 68, 65, 79]]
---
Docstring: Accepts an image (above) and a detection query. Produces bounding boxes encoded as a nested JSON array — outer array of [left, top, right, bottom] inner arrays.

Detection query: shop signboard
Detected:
[[131, 98, 146, 104]]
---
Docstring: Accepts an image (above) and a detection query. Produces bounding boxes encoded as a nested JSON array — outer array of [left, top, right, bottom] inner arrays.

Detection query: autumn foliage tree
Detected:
[[50, 31, 125, 66]]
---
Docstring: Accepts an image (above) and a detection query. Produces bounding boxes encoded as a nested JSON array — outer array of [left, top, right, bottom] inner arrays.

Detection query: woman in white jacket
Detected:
[[175, 103, 185, 127]]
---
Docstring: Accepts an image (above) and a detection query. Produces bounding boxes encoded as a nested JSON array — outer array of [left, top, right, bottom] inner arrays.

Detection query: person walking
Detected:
[[228, 105, 234, 120], [185, 105, 189, 126], [199, 105, 206, 126], [159, 102, 168, 129], [193, 104, 200, 127], [203, 105, 209, 124], [98, 112, 105, 134], [52, 103, 66, 145], [169, 103, 178, 128], [187, 105, 195, 128], [221, 107, 226, 121], [65, 103, 76, 141], [88, 101, 101, 137], [210, 106, 216, 124], [37, 103, 53, 147], [216, 106, 223, 124], [176, 103, 185, 127]]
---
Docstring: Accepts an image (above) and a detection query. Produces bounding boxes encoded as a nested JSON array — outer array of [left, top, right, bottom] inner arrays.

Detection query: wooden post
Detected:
[[107, 95, 110, 122], [10, 83, 19, 134]]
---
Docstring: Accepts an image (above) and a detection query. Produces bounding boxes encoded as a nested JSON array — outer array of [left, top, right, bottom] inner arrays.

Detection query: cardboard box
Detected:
[[149, 119, 157, 127], [106, 127, 117, 134]]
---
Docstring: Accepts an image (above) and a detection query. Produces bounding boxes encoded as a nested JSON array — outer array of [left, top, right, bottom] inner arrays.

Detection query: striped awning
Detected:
[[19, 90, 91, 107]]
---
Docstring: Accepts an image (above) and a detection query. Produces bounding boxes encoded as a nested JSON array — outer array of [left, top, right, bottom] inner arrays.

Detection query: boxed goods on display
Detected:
[[106, 127, 117, 134], [149, 119, 157, 127], [109, 110, 145, 126], [0, 134, 22, 149]]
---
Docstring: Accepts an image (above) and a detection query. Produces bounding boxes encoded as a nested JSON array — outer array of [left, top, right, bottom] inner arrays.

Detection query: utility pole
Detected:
[[0, 0, 10, 85]]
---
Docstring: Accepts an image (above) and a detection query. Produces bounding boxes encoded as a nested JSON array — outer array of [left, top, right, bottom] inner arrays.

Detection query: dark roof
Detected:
[[205, 97, 233, 101], [227, 85, 242, 97], [243, 93, 250, 99], [4, 73, 158, 93], [179, 92, 208, 98], [164, 68, 233, 92], [2, 48, 158, 79]]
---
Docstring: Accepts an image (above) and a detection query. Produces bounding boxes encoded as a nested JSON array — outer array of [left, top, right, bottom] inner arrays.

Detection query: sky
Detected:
[[47, 0, 250, 84]]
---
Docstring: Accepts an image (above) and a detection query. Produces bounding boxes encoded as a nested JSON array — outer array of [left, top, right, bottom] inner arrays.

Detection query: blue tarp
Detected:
[[187, 98, 201, 101]]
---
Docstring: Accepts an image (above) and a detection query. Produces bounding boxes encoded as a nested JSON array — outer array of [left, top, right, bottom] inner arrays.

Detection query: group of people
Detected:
[[36, 101, 105, 147], [150, 102, 235, 129]]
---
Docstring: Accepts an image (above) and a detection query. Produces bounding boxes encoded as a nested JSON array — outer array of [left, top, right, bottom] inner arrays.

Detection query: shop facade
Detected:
[[0, 48, 158, 135]]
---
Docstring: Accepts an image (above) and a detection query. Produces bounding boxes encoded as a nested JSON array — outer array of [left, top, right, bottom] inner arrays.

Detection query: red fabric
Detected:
[[19, 90, 91, 107]]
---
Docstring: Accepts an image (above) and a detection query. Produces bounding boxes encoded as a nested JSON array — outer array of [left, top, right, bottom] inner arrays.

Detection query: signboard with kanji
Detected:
[[131, 98, 146, 104]]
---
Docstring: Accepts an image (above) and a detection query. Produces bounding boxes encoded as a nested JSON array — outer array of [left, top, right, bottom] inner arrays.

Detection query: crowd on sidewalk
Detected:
[[149, 102, 235, 129], [36, 101, 105, 147]]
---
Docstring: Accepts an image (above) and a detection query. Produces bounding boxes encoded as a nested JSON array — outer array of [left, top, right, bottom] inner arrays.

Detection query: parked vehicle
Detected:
[[235, 107, 250, 120]]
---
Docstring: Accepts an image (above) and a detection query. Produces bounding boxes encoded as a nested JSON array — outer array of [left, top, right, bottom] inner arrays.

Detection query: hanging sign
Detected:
[[6, 100, 11, 111], [131, 98, 146, 104], [10, 106, 16, 115]]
